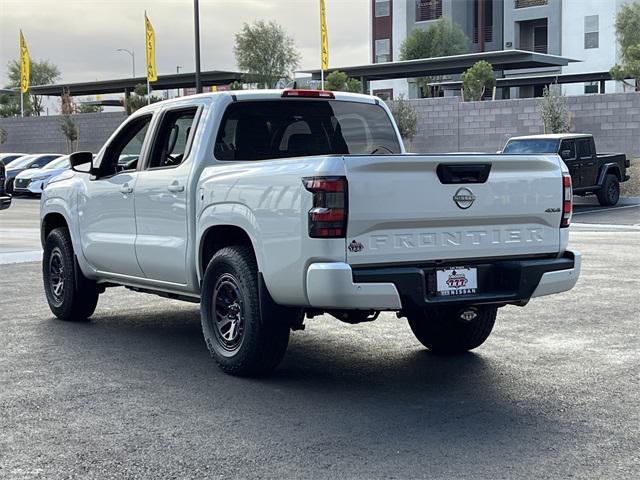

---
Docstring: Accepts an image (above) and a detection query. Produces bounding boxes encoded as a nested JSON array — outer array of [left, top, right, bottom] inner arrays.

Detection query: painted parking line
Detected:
[[0, 250, 43, 265], [574, 204, 640, 215]]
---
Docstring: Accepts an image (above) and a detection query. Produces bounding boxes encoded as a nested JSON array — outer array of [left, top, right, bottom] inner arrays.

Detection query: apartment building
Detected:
[[370, 0, 629, 99]]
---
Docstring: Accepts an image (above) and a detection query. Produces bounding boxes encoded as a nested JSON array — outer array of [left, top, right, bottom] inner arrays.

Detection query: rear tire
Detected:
[[42, 227, 99, 321], [597, 174, 620, 207], [200, 246, 290, 376], [406, 305, 497, 353]]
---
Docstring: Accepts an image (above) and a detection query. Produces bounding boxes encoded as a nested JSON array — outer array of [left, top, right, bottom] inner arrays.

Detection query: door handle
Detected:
[[167, 182, 184, 193], [120, 183, 133, 194]]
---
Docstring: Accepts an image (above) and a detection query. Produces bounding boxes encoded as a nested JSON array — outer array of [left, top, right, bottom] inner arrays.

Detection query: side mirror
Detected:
[[560, 149, 573, 160], [70, 151, 95, 173]]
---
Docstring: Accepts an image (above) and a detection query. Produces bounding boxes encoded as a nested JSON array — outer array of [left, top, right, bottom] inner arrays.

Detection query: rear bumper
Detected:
[[305, 251, 580, 310], [0, 194, 11, 210]]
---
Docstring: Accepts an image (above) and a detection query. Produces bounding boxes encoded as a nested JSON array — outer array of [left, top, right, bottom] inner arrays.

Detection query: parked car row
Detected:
[[0, 152, 66, 197]]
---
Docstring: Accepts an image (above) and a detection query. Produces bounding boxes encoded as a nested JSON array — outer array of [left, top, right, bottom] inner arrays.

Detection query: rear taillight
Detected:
[[282, 89, 335, 99], [302, 176, 347, 238], [561, 173, 572, 228]]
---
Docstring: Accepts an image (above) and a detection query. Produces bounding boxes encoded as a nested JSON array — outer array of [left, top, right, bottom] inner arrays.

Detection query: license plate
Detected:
[[436, 267, 478, 296]]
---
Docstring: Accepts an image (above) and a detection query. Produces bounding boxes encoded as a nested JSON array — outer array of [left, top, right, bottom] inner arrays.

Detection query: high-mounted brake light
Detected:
[[302, 176, 347, 238], [282, 89, 335, 99], [561, 173, 572, 228]]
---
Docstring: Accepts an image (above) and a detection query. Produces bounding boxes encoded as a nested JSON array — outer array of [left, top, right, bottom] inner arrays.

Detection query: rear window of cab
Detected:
[[214, 100, 401, 161]]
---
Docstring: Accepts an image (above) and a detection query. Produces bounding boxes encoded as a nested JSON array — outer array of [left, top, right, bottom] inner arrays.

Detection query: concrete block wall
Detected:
[[394, 92, 640, 157], [2, 93, 639, 157], [0, 112, 126, 154]]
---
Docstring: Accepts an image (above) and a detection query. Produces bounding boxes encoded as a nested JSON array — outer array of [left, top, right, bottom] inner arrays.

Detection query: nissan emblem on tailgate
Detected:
[[453, 188, 476, 209]]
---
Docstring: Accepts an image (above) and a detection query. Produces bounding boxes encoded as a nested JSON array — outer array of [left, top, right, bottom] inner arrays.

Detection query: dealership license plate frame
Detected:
[[435, 266, 478, 296]]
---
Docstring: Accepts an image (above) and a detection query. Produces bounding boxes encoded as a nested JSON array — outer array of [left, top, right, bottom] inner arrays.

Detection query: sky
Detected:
[[0, 0, 370, 86]]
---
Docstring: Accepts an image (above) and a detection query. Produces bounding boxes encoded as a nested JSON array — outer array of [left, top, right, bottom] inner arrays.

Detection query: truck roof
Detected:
[[137, 89, 379, 113], [507, 133, 592, 141]]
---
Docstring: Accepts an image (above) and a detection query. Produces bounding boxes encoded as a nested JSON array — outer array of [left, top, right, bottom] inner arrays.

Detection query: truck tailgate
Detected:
[[344, 154, 563, 266]]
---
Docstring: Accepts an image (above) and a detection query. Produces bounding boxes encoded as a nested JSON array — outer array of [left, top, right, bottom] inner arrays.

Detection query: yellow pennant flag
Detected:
[[145, 13, 157, 82], [19, 30, 30, 93], [320, 0, 329, 71]]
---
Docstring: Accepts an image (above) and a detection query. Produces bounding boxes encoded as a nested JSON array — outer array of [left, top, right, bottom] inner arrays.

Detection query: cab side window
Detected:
[[576, 138, 592, 159], [559, 140, 575, 159], [97, 115, 152, 177], [147, 107, 198, 169]]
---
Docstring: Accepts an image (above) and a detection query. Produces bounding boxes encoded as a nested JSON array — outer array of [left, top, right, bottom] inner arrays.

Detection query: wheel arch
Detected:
[[597, 163, 623, 184], [41, 211, 70, 248], [198, 224, 260, 282]]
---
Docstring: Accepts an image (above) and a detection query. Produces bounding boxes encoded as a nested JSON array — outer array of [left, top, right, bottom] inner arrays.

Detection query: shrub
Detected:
[[390, 95, 418, 148], [539, 86, 571, 134], [461, 61, 495, 101]]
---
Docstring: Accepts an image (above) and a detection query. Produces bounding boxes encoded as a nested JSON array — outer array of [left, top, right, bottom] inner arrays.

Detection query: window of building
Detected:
[[375, 0, 390, 17], [584, 82, 599, 94], [373, 89, 394, 101], [416, 0, 442, 22], [473, 0, 493, 44], [375, 38, 391, 63], [533, 24, 548, 53], [584, 15, 599, 49]]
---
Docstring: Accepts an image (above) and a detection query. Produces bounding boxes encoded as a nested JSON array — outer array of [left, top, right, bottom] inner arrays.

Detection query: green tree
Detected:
[[75, 98, 103, 113], [324, 71, 362, 93], [0, 92, 28, 117], [390, 94, 418, 150], [126, 83, 162, 113], [234, 20, 301, 88], [610, 1, 640, 90], [399, 18, 470, 97], [461, 61, 496, 101], [6, 59, 61, 115], [539, 86, 571, 134]]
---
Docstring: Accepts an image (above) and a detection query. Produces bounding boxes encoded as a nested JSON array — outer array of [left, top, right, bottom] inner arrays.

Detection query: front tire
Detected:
[[200, 246, 290, 376], [406, 305, 497, 353], [597, 174, 620, 207], [42, 227, 99, 321]]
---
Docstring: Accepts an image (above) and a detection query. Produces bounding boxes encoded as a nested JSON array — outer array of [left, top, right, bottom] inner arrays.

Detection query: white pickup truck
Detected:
[[40, 89, 581, 376]]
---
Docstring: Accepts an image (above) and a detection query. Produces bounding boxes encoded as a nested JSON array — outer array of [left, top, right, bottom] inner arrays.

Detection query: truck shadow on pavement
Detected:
[[38, 307, 558, 434]]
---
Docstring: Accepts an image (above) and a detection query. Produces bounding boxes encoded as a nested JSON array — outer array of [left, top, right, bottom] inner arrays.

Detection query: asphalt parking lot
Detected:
[[1, 197, 639, 479]]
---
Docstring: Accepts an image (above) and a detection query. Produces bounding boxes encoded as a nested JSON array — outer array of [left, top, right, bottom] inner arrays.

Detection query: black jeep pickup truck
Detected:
[[502, 134, 630, 206], [0, 160, 12, 210]]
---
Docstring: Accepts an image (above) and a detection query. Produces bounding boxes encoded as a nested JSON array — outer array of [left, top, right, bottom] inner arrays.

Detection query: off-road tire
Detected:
[[406, 305, 497, 353], [597, 174, 620, 207], [43, 227, 99, 321], [201, 246, 290, 376]]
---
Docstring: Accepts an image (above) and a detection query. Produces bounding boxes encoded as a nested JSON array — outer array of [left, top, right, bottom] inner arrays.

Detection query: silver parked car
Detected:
[[14, 155, 71, 195]]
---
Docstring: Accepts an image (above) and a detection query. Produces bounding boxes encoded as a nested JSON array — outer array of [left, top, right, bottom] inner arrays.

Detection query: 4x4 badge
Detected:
[[348, 240, 364, 252]]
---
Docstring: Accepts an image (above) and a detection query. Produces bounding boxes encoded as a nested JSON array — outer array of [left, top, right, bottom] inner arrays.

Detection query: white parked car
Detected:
[[40, 89, 581, 376], [14, 155, 71, 195]]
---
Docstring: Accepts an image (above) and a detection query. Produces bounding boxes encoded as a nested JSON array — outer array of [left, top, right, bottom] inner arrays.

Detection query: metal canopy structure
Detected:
[[29, 70, 243, 96], [429, 71, 626, 89], [300, 50, 577, 82]]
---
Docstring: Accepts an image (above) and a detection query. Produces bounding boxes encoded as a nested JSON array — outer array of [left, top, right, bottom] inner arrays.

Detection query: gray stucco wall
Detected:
[[2, 93, 639, 158], [0, 112, 126, 154], [396, 92, 640, 156]]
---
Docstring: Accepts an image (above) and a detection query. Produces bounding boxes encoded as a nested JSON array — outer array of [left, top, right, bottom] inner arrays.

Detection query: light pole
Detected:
[[116, 48, 135, 77], [176, 66, 182, 98], [194, 0, 202, 93]]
